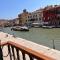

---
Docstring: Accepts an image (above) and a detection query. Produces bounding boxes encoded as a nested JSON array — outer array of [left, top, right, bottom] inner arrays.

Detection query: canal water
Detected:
[[2, 27, 60, 50]]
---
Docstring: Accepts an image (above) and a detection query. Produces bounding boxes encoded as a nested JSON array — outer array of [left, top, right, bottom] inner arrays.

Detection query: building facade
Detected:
[[27, 9, 43, 26], [17, 5, 60, 27], [43, 5, 60, 26], [18, 9, 29, 26]]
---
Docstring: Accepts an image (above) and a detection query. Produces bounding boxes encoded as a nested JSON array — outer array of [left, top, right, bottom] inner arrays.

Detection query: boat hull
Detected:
[[11, 27, 29, 31]]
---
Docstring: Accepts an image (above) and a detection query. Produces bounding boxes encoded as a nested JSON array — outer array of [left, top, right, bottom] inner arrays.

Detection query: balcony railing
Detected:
[[0, 41, 54, 60]]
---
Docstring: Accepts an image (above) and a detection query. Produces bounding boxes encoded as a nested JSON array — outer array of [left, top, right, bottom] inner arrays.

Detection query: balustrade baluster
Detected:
[[22, 51, 26, 60], [0, 41, 54, 60], [8, 45, 12, 60], [16, 48, 20, 60], [11, 46, 16, 60], [0, 45, 3, 60], [29, 54, 34, 60]]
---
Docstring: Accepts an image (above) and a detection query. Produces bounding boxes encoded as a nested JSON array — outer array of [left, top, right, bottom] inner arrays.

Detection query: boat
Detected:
[[42, 26, 53, 29], [20, 26, 29, 31], [32, 23, 42, 28], [32, 23, 40, 28], [11, 26, 29, 31]]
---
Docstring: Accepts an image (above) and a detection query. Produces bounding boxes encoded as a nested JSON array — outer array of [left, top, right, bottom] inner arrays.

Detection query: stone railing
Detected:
[[0, 32, 60, 60], [0, 41, 54, 60]]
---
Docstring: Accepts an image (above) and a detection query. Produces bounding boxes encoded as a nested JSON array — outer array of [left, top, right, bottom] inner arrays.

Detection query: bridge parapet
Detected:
[[0, 32, 60, 60]]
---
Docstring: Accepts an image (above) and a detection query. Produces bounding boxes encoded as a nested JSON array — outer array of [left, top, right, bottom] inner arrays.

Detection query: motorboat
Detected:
[[11, 26, 20, 31], [20, 26, 29, 31], [32, 23, 42, 28], [11, 26, 29, 31], [42, 26, 53, 29]]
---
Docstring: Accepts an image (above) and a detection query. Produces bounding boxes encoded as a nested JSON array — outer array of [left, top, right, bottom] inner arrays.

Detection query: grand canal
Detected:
[[2, 27, 60, 50]]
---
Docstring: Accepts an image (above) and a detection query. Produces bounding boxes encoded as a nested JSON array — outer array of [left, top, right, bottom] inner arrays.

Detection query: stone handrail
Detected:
[[0, 40, 54, 60]]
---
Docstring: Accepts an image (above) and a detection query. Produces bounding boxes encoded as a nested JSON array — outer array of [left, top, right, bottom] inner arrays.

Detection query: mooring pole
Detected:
[[52, 40, 55, 49], [0, 40, 3, 60]]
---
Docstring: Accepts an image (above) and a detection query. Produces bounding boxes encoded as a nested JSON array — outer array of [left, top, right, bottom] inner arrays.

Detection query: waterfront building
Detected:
[[32, 9, 43, 24], [13, 18, 20, 26], [7, 19, 17, 26], [18, 9, 29, 26], [18, 9, 44, 27], [0, 19, 9, 27], [27, 9, 43, 27], [17, 5, 60, 27], [0, 19, 19, 27], [43, 5, 60, 26]]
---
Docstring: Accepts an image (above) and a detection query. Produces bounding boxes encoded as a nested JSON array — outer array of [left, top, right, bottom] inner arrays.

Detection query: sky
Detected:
[[0, 0, 60, 19]]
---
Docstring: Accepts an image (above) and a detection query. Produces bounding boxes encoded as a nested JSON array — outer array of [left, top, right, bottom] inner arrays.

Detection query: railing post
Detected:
[[16, 48, 20, 60], [22, 51, 26, 60], [11, 46, 16, 60], [0, 40, 3, 60], [8, 45, 12, 60], [29, 54, 34, 60]]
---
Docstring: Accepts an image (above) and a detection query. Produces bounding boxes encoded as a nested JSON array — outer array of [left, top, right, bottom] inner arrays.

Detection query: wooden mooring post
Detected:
[[52, 40, 55, 49]]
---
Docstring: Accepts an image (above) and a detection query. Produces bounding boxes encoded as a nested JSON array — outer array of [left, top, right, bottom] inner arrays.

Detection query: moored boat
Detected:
[[42, 26, 53, 29], [11, 26, 29, 31], [32, 23, 42, 28], [20, 26, 29, 31]]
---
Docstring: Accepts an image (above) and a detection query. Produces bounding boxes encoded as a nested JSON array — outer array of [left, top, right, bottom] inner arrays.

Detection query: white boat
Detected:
[[32, 23, 42, 28], [11, 26, 29, 31], [42, 26, 53, 29], [20, 26, 29, 31]]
